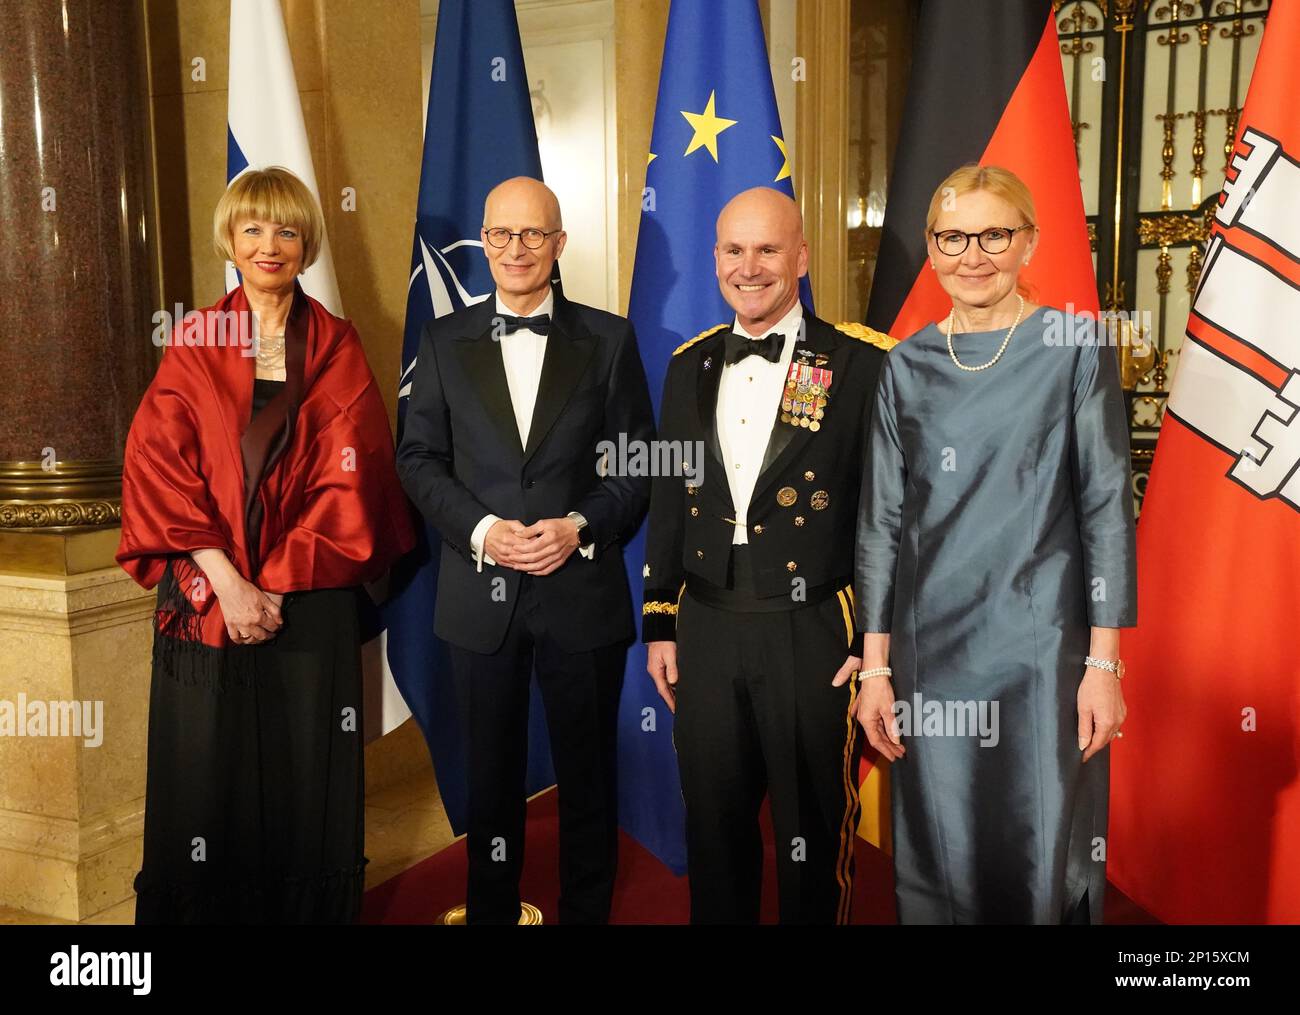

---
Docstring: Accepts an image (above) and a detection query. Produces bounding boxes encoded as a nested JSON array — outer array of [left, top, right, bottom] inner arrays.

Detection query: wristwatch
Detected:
[[1084, 656, 1125, 679], [568, 511, 594, 549]]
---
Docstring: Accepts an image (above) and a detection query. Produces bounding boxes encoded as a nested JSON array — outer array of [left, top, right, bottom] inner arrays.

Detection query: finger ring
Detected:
[[1115, 731, 1124, 738]]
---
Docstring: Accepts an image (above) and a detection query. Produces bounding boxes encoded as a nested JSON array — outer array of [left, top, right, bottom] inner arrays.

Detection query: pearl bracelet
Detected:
[[858, 666, 892, 681]]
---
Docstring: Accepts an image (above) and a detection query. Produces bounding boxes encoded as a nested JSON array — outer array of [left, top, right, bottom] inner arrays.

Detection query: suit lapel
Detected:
[[523, 292, 597, 462], [453, 298, 524, 458], [752, 313, 841, 499], [695, 333, 726, 469]]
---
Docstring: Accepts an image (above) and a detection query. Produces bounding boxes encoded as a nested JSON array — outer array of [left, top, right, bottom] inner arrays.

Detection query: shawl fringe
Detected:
[[152, 564, 258, 688]]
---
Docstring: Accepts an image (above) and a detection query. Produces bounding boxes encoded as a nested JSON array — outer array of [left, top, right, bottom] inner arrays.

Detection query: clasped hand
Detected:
[[216, 577, 283, 644], [485, 517, 580, 576]]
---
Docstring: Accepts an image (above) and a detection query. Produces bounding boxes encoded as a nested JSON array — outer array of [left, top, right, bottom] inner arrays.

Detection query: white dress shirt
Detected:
[[497, 289, 553, 446], [470, 289, 592, 570], [717, 301, 803, 545]]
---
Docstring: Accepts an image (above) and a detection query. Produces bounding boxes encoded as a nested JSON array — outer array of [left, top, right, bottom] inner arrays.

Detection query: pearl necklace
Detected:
[[945, 294, 1025, 372]]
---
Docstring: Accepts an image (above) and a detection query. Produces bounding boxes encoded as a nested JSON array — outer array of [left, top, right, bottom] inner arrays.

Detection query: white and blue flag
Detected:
[[225, 0, 341, 314], [226, 0, 409, 737]]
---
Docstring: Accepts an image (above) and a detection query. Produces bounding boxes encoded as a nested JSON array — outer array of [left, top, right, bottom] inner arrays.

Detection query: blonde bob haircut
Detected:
[[925, 163, 1038, 234], [213, 166, 324, 269]]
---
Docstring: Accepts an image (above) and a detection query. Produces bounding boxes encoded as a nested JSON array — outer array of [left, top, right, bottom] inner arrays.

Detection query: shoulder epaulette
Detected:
[[834, 322, 898, 352], [673, 323, 729, 356]]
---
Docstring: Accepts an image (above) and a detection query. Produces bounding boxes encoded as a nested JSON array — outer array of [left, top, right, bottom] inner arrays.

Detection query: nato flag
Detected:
[[384, 0, 556, 834]]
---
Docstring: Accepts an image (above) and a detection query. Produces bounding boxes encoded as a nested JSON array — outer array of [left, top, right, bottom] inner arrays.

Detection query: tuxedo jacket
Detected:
[[397, 291, 655, 655], [641, 309, 895, 642]]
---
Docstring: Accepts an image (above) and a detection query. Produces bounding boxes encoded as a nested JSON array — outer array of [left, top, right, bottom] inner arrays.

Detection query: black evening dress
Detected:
[[133, 378, 369, 924]]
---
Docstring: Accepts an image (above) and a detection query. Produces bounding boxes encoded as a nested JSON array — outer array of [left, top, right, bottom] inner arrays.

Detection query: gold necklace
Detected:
[[945, 295, 1025, 372]]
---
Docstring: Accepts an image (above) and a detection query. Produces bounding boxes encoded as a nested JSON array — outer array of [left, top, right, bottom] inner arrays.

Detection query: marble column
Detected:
[[0, 0, 155, 529], [0, 0, 157, 921]]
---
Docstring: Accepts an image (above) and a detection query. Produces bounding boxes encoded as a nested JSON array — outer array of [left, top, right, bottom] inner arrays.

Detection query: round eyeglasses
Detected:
[[483, 227, 561, 250], [931, 225, 1033, 256]]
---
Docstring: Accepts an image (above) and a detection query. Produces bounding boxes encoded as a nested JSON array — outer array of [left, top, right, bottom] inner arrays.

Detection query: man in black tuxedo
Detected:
[[397, 176, 654, 924], [642, 187, 894, 924]]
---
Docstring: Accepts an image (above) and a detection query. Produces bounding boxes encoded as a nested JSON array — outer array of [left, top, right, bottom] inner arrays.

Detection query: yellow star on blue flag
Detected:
[[681, 91, 737, 162]]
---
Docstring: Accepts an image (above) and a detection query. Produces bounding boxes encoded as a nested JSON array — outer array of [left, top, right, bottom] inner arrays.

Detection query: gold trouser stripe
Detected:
[[833, 587, 862, 925], [837, 586, 855, 644]]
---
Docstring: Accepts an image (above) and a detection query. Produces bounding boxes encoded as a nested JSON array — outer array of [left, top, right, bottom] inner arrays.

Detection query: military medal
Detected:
[[776, 486, 797, 507], [810, 490, 829, 511], [783, 355, 832, 429]]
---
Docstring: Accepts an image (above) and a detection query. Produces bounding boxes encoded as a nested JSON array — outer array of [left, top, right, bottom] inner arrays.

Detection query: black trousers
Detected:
[[447, 576, 626, 925], [674, 585, 862, 924]]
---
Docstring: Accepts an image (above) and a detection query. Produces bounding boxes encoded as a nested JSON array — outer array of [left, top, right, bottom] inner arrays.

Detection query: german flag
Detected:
[[865, 0, 1097, 340], [857, 0, 1098, 853]]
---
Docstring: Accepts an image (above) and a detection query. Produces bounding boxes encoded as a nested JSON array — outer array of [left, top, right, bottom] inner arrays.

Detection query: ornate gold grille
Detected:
[[1055, 0, 1271, 509]]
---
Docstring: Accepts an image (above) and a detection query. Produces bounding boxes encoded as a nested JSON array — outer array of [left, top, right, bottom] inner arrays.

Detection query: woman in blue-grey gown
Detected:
[[851, 164, 1137, 924]]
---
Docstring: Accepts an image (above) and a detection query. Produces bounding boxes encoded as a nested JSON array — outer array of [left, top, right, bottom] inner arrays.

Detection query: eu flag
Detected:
[[384, 0, 556, 834], [622, 0, 809, 873]]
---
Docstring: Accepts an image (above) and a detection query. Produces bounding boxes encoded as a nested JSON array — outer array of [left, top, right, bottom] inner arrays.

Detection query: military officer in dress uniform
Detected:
[[642, 187, 894, 925]]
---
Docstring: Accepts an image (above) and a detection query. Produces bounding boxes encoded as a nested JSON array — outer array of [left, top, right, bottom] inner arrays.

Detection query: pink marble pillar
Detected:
[[0, 0, 155, 530]]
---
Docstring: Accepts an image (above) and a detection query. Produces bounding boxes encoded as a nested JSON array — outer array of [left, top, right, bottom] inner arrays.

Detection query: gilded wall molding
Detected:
[[795, 0, 850, 323], [0, 461, 122, 532]]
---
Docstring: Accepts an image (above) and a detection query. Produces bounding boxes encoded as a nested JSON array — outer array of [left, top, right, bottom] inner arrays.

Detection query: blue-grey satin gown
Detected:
[[855, 307, 1137, 924]]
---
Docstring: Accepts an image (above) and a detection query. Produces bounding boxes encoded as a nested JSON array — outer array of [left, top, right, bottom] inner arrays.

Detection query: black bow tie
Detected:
[[499, 313, 552, 335], [724, 330, 784, 365]]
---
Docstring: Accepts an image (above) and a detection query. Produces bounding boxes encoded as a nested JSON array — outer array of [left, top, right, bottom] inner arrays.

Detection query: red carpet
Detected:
[[362, 788, 1156, 924]]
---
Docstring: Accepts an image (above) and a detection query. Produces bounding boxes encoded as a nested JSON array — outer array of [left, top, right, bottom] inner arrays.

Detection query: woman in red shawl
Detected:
[[118, 167, 414, 924]]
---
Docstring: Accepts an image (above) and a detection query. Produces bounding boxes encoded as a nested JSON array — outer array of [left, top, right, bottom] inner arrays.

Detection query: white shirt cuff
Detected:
[[567, 511, 595, 560], [470, 514, 500, 573]]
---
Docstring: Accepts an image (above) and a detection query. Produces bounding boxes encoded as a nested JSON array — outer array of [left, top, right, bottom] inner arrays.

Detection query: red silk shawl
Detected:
[[117, 283, 415, 648]]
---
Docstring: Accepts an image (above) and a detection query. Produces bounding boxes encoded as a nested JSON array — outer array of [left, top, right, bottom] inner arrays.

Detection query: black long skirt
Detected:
[[133, 586, 367, 924]]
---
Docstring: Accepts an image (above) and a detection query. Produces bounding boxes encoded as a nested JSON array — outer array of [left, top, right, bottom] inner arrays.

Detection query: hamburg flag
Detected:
[[1110, 0, 1300, 923], [624, 0, 809, 874], [383, 0, 556, 833], [859, 0, 1098, 853]]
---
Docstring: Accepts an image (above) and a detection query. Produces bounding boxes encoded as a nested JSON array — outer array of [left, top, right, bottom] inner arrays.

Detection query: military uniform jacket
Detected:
[[641, 309, 894, 642]]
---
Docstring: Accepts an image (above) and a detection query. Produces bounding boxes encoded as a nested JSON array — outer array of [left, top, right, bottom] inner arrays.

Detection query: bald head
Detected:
[[481, 176, 567, 315], [714, 187, 808, 334], [483, 176, 562, 232], [716, 187, 803, 241]]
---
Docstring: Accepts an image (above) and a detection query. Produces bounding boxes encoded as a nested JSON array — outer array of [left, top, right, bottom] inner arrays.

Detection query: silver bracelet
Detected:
[[1084, 655, 1126, 679], [858, 666, 892, 681]]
